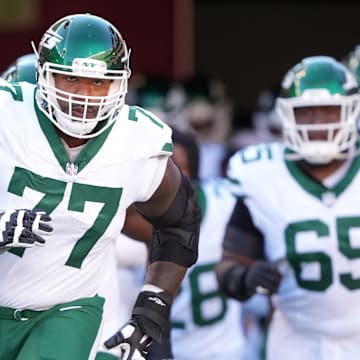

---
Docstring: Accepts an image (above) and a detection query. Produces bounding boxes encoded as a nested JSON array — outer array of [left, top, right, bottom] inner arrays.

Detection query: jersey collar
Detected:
[[284, 142, 360, 203]]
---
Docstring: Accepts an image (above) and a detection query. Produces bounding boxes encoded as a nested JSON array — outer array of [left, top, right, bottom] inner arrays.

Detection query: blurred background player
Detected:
[[167, 75, 234, 181], [228, 85, 283, 152], [216, 56, 360, 360], [342, 45, 360, 134], [128, 74, 174, 121], [1, 53, 37, 84], [342, 45, 360, 85]]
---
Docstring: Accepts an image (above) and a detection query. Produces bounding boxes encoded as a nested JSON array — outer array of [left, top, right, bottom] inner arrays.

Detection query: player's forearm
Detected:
[[104, 260, 186, 352], [144, 261, 187, 297]]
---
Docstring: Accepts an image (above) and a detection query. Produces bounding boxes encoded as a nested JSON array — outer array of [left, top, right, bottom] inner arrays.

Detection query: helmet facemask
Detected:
[[276, 56, 360, 164], [277, 91, 360, 164], [37, 60, 130, 138]]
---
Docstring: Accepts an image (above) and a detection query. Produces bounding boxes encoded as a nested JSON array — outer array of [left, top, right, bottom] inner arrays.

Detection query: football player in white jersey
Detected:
[[0, 13, 200, 360], [216, 56, 360, 360], [2, 52, 140, 360], [148, 127, 245, 359]]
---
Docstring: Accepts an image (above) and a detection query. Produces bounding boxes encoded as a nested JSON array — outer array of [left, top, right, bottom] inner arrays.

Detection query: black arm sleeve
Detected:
[[217, 199, 265, 301], [223, 198, 264, 260], [143, 173, 201, 267]]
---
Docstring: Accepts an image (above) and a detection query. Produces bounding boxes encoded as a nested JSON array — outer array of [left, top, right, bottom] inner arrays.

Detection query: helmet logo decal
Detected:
[[72, 58, 107, 77], [39, 30, 63, 50]]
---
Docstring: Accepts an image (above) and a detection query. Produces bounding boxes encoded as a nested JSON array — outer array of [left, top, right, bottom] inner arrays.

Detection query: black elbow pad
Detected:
[[144, 174, 201, 267]]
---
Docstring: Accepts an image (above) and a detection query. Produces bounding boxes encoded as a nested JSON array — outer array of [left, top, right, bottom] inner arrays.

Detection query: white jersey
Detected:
[[227, 142, 360, 358], [0, 80, 172, 310], [171, 178, 245, 359]]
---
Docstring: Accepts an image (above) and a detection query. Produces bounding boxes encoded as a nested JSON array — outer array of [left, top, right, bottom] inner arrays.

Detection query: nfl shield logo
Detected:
[[66, 162, 78, 176]]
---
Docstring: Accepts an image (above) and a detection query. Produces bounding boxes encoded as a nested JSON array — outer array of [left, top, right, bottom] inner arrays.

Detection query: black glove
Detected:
[[146, 321, 174, 360], [104, 289, 172, 360], [244, 260, 282, 296], [0, 209, 53, 248]]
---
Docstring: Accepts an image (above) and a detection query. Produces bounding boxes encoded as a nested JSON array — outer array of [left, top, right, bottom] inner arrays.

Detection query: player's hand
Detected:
[[0, 209, 53, 248], [104, 288, 172, 360], [104, 318, 151, 360], [245, 260, 282, 296]]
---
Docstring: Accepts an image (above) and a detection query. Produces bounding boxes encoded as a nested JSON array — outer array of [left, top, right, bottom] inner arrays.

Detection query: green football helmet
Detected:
[[276, 56, 360, 164], [2, 53, 37, 84], [36, 13, 131, 138]]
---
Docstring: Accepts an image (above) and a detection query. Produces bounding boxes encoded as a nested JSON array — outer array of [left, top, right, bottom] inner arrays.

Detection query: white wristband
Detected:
[[141, 284, 164, 294]]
